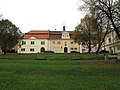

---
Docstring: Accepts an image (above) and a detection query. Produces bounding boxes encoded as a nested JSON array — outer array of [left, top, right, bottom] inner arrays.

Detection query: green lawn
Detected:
[[0, 53, 104, 60], [0, 57, 120, 90]]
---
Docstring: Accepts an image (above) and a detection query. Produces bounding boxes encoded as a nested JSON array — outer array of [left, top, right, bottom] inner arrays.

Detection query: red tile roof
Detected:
[[23, 30, 49, 39], [28, 30, 49, 33], [23, 30, 74, 39]]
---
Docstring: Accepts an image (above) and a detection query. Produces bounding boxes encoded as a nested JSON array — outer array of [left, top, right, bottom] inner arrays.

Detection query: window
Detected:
[[65, 41, 67, 44], [115, 35, 119, 41], [71, 48, 73, 50], [52, 41, 55, 44], [109, 47, 113, 54], [31, 41, 34, 45], [57, 41, 60, 44], [74, 48, 77, 50], [108, 38, 111, 43], [22, 41, 26, 45], [117, 45, 120, 50], [21, 48, 25, 51], [64, 41, 67, 46], [71, 48, 77, 50], [41, 41, 45, 45], [63, 34, 69, 37], [82, 49, 85, 52], [30, 48, 34, 51], [70, 41, 74, 44]]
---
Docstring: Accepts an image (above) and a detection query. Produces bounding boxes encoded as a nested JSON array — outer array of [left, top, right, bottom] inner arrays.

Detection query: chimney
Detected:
[[63, 23, 66, 31]]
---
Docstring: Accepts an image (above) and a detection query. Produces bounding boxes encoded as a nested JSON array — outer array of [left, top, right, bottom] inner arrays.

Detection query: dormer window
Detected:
[[63, 34, 68, 37], [62, 31, 70, 39]]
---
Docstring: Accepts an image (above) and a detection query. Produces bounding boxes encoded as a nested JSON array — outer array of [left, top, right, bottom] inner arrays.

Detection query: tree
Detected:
[[0, 19, 22, 54], [74, 13, 110, 54], [74, 15, 97, 53], [80, 0, 120, 40], [93, 15, 110, 54]]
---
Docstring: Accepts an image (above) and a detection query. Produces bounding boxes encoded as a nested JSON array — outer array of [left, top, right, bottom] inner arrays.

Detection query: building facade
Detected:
[[103, 30, 120, 54], [18, 30, 49, 53], [49, 31, 80, 53], [18, 30, 81, 53]]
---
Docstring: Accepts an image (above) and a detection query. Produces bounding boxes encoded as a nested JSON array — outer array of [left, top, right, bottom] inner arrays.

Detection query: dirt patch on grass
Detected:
[[86, 60, 119, 66]]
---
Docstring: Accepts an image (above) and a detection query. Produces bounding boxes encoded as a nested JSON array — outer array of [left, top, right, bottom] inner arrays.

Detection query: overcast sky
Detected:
[[0, 0, 84, 33]]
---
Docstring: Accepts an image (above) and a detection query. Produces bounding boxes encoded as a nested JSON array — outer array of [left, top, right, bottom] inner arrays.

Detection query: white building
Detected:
[[103, 30, 120, 54], [18, 30, 50, 53]]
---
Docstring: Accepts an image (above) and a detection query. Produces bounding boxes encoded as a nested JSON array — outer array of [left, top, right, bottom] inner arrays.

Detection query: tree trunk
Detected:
[[110, 18, 120, 40], [88, 46, 91, 53], [96, 43, 101, 54], [96, 29, 108, 54], [108, 8, 120, 40], [88, 40, 91, 53]]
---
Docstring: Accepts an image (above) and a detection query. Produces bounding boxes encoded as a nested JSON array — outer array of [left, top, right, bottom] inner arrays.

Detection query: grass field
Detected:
[[0, 54, 120, 90], [0, 53, 104, 60]]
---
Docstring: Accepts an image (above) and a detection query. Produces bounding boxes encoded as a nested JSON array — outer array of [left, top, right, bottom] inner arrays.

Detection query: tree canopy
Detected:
[[74, 12, 112, 53], [74, 15, 97, 53], [80, 0, 120, 39], [0, 19, 22, 54]]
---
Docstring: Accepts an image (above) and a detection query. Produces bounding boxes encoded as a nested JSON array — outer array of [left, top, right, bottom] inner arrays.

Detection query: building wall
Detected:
[[49, 39, 80, 53], [18, 30, 81, 53], [103, 31, 120, 53], [80, 45, 97, 53], [18, 37, 49, 53]]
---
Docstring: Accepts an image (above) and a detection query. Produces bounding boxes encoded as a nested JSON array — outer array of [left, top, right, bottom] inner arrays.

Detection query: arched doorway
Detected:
[[41, 47, 45, 53], [64, 47, 68, 53]]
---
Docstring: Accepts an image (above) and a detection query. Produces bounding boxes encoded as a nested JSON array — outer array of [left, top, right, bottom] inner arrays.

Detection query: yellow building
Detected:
[[49, 31, 80, 53]]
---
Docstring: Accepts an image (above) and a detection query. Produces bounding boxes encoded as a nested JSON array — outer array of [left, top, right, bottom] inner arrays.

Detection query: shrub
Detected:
[[71, 51, 79, 53], [44, 51, 54, 53], [99, 50, 109, 54]]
